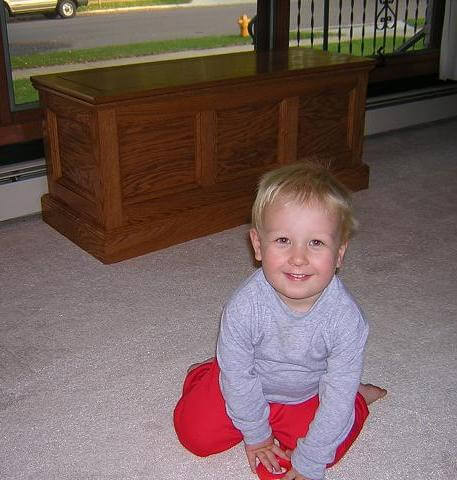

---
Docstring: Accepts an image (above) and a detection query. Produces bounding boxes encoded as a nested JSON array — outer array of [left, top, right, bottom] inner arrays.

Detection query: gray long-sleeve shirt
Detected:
[[216, 268, 368, 480]]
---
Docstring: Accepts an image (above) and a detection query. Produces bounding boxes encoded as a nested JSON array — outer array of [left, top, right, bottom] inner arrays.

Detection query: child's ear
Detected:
[[249, 228, 263, 262], [336, 241, 348, 268]]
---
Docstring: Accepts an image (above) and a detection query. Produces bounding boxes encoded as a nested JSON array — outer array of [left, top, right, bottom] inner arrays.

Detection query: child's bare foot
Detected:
[[358, 383, 387, 405], [187, 356, 215, 373]]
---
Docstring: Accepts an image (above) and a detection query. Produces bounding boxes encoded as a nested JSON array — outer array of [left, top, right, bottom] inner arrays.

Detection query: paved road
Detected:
[[6, 0, 425, 56], [7, 2, 258, 55]]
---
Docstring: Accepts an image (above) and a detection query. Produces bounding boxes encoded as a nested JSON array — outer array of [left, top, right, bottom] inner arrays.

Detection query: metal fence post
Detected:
[[323, 0, 330, 51]]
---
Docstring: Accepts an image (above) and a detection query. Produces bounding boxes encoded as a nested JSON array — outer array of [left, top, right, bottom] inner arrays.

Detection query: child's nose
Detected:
[[289, 247, 309, 266]]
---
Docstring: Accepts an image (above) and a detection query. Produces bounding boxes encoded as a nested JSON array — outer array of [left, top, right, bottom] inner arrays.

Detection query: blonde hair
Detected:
[[251, 162, 358, 243]]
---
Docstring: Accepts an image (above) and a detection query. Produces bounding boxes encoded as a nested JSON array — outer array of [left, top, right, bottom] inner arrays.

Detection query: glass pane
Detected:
[[290, 0, 430, 57], [2, 0, 257, 108]]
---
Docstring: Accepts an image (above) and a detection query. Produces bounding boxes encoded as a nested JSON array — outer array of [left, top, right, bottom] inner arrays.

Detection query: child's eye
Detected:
[[309, 239, 324, 247], [275, 237, 290, 245]]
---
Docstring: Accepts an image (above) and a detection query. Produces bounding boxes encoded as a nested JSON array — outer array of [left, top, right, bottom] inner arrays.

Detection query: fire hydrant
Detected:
[[238, 14, 251, 37]]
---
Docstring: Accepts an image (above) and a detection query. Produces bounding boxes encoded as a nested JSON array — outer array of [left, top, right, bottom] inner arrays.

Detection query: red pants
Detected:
[[173, 359, 369, 467]]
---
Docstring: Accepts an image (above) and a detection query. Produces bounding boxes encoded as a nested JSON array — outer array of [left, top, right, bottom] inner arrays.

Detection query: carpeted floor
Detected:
[[1, 117, 456, 480]]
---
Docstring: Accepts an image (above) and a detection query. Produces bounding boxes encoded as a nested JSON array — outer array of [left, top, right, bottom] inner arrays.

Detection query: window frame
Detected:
[[0, 12, 42, 147], [0, 0, 445, 148]]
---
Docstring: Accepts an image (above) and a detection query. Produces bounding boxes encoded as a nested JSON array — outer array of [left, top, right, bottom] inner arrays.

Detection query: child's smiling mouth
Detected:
[[286, 273, 311, 280]]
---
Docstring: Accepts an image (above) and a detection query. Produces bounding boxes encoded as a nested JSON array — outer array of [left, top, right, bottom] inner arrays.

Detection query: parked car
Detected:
[[3, 0, 88, 19]]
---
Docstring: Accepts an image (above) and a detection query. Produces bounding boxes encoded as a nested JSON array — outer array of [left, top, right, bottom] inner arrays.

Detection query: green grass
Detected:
[[327, 35, 421, 57], [407, 17, 425, 28], [12, 35, 253, 69], [13, 77, 40, 104]]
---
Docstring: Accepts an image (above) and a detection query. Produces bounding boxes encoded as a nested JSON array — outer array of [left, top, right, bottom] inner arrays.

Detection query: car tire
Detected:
[[58, 0, 76, 18]]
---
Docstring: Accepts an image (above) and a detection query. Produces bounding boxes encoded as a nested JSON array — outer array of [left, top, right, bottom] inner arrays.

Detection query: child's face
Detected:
[[250, 196, 347, 312]]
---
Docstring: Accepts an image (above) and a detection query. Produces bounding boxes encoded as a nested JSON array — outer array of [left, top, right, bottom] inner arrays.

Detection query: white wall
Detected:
[[1, 91, 457, 222], [0, 175, 47, 222]]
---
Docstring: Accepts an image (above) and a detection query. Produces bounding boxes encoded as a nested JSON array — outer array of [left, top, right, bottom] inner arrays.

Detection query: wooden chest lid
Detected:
[[30, 47, 374, 105]]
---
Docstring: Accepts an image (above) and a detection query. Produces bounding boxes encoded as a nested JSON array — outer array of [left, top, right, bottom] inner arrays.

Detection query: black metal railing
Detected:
[[292, 0, 435, 57]]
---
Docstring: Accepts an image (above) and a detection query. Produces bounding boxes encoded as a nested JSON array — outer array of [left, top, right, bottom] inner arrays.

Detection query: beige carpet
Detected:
[[1, 117, 457, 479]]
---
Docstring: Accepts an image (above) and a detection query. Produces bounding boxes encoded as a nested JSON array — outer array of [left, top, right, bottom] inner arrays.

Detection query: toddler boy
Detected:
[[174, 162, 386, 480]]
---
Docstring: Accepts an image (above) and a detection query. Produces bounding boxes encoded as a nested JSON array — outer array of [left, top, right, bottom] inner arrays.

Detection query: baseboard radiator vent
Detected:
[[0, 159, 46, 186], [366, 83, 457, 110]]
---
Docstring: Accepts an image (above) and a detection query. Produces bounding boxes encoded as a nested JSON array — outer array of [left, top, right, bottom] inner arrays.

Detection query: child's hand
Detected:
[[279, 450, 312, 480], [244, 436, 289, 475]]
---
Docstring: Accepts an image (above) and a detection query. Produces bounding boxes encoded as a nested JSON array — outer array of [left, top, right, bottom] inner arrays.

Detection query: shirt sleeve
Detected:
[[216, 296, 272, 445], [291, 308, 369, 480]]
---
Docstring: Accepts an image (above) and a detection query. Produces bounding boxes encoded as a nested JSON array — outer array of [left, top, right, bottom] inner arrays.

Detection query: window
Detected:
[[1, 0, 259, 156], [2, 1, 257, 108], [0, 0, 446, 153]]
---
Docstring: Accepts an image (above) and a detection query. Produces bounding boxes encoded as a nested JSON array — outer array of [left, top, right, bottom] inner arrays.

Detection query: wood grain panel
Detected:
[[56, 115, 97, 201], [215, 101, 279, 183], [96, 109, 123, 229], [297, 86, 353, 168], [196, 110, 217, 187], [106, 194, 254, 263], [42, 194, 106, 260], [117, 110, 196, 203], [50, 181, 97, 220], [123, 174, 259, 224], [44, 109, 61, 182], [347, 72, 370, 167], [46, 92, 92, 123], [278, 97, 299, 165]]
